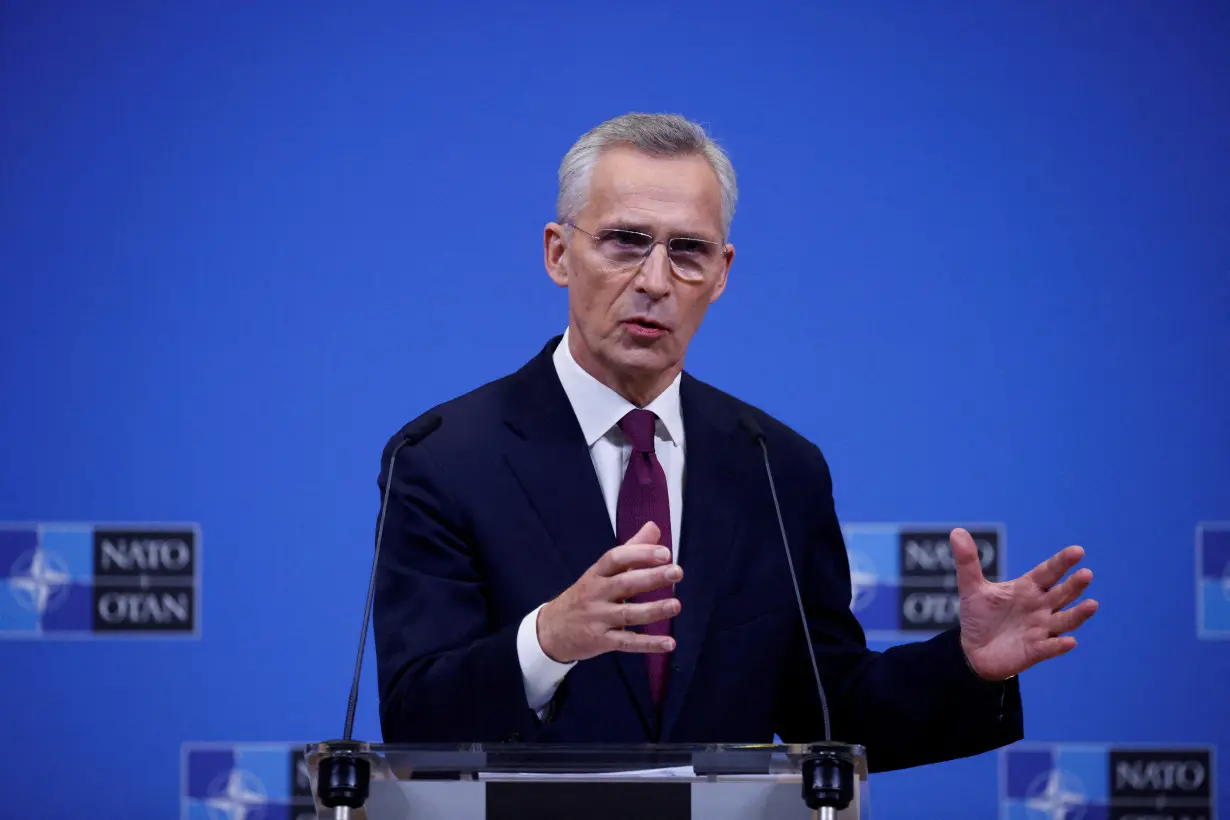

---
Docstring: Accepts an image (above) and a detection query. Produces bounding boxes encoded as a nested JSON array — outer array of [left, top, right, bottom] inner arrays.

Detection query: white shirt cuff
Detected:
[[517, 603, 577, 713]]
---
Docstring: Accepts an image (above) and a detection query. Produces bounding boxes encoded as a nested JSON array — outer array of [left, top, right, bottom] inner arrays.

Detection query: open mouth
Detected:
[[622, 318, 669, 340], [624, 317, 668, 331]]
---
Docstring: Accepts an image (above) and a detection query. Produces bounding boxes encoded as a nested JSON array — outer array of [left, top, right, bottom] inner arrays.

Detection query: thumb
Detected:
[[949, 528, 986, 593], [626, 520, 661, 546]]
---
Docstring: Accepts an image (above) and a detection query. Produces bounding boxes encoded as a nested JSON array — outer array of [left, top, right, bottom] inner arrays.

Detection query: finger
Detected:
[[1028, 545, 1085, 591], [1033, 635, 1077, 663], [607, 563, 682, 600], [1043, 567, 1093, 610], [626, 520, 661, 545], [1049, 599, 1098, 634], [609, 629, 676, 654], [595, 542, 672, 577], [611, 597, 681, 628], [949, 528, 986, 592]]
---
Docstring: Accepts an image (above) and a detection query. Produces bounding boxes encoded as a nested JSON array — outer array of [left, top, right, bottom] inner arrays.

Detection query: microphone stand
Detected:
[[315, 414, 443, 818]]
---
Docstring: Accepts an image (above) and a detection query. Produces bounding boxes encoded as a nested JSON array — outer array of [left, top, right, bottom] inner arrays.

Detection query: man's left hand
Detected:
[[951, 527, 1098, 681]]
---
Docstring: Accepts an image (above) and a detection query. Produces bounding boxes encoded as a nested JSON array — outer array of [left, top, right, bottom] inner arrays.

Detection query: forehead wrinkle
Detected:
[[582, 148, 725, 239], [589, 190, 722, 241]]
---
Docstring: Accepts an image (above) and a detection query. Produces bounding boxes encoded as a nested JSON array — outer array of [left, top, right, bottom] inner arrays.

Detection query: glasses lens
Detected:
[[595, 229, 654, 264], [669, 237, 721, 279]]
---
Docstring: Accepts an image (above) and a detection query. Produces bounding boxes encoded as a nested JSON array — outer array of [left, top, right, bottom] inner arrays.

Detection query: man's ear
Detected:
[[544, 222, 568, 287], [708, 243, 734, 304]]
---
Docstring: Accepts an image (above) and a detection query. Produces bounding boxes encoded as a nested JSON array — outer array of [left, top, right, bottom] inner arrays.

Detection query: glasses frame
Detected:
[[566, 221, 730, 282]]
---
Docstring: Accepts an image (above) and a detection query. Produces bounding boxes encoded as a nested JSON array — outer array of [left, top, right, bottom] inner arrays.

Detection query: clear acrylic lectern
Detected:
[[303, 741, 868, 820]]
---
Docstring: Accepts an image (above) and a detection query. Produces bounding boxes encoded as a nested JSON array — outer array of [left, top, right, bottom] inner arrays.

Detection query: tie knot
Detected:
[[618, 409, 658, 453]]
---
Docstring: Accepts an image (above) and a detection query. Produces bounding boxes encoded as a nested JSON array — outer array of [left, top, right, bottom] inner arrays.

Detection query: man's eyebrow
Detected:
[[602, 220, 655, 234], [603, 220, 720, 241]]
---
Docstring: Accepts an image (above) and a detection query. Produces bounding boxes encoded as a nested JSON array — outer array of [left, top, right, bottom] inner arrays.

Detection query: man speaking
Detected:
[[371, 113, 1097, 772]]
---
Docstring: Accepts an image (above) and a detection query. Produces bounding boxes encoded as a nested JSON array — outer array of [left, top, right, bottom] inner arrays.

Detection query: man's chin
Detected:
[[610, 340, 676, 373]]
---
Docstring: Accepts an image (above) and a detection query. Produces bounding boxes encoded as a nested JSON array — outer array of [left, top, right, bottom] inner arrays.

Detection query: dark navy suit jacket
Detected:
[[372, 335, 1023, 772]]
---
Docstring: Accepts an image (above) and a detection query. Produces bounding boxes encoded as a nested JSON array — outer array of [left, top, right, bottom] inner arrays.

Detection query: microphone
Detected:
[[740, 413, 853, 817], [317, 412, 444, 817], [739, 413, 831, 741]]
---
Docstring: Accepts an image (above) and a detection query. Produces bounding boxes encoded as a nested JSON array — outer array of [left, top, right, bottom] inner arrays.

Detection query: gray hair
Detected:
[[556, 112, 738, 239]]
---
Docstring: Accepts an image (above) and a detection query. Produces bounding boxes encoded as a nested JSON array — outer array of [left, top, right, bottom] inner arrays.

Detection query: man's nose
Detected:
[[636, 245, 673, 297]]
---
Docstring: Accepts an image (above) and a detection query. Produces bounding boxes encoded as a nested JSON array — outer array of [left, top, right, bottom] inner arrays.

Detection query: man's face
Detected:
[[544, 145, 734, 401]]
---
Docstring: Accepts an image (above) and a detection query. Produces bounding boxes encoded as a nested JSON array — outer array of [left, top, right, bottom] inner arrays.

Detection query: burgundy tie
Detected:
[[615, 408, 673, 708]]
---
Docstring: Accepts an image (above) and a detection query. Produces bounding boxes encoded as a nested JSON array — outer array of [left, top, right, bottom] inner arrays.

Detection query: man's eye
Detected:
[[603, 231, 652, 249]]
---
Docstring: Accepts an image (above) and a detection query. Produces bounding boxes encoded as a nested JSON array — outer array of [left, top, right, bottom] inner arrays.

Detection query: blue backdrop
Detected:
[[1, 2, 1227, 818]]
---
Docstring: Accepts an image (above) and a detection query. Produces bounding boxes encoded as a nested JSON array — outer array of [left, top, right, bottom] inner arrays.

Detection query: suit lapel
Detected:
[[500, 337, 658, 734], [659, 374, 745, 740]]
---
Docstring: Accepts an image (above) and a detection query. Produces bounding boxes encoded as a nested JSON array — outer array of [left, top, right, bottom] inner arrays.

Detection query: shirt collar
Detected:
[[552, 327, 684, 448]]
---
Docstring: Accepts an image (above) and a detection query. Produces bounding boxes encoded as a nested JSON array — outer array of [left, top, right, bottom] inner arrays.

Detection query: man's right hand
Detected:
[[536, 521, 681, 664]]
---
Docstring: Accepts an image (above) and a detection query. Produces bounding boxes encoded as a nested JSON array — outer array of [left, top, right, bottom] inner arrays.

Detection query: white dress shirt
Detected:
[[515, 328, 686, 712]]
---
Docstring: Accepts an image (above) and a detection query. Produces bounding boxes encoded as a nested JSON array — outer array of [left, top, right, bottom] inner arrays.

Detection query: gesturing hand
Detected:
[[536, 521, 681, 664], [952, 527, 1098, 681]]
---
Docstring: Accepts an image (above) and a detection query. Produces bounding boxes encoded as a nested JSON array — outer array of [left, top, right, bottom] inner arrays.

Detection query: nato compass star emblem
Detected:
[[1024, 769, 1087, 820], [9, 548, 71, 615], [205, 768, 268, 820]]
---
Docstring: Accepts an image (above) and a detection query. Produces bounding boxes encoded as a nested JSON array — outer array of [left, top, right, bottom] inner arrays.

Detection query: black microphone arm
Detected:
[[739, 414, 854, 817], [342, 411, 443, 742], [739, 414, 831, 742], [318, 411, 443, 816]]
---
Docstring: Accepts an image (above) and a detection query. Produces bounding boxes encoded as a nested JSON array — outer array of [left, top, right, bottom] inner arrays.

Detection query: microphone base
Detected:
[[315, 740, 371, 812], [801, 749, 855, 812]]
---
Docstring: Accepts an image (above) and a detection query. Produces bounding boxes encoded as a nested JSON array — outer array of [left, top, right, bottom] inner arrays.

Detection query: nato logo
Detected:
[[182, 742, 315, 820], [0, 522, 200, 638], [1001, 743, 1215, 820], [842, 522, 1004, 641], [1197, 521, 1230, 639]]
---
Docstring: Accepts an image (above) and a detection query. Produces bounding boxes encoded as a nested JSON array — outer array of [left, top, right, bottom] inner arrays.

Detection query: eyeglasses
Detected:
[[566, 221, 729, 283]]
